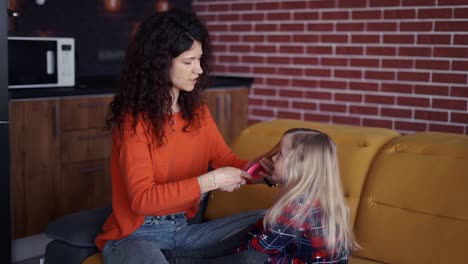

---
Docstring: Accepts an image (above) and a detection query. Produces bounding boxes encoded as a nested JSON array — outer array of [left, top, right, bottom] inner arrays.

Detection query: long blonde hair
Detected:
[[263, 128, 356, 252]]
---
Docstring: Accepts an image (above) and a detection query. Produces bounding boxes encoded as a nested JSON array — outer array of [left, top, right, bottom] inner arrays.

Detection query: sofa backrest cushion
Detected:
[[353, 132, 468, 263], [204, 119, 399, 227]]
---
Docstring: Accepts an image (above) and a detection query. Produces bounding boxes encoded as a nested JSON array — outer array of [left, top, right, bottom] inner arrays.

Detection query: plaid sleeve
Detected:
[[247, 219, 297, 254]]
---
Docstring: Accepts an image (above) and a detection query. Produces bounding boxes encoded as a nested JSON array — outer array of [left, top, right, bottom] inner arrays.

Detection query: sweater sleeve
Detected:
[[118, 119, 201, 216], [204, 106, 248, 169], [247, 222, 297, 254]]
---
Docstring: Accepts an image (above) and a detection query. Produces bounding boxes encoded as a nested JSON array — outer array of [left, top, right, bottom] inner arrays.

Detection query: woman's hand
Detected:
[[198, 167, 247, 193]]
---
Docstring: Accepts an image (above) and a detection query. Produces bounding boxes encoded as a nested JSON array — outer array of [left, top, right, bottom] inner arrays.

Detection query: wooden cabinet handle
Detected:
[[225, 94, 231, 121], [216, 95, 222, 123], [79, 165, 106, 174], [78, 134, 110, 141]]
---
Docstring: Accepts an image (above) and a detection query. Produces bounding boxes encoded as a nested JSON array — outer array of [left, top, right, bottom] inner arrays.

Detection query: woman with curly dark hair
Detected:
[[95, 8, 265, 264]]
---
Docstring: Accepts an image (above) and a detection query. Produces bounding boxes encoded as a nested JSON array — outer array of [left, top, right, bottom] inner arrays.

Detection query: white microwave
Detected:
[[8, 37, 75, 89]]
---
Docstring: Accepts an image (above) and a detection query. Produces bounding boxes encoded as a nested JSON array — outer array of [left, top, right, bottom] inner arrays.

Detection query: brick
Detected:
[[254, 45, 276, 53], [267, 35, 292, 43], [306, 46, 333, 54], [349, 105, 378, 115], [266, 99, 289, 108], [292, 101, 317, 110], [395, 121, 428, 132], [418, 8, 452, 19], [384, 9, 416, 19], [370, 0, 400, 7], [320, 103, 347, 112], [267, 57, 290, 64], [415, 110, 448, 122], [304, 113, 331, 123], [293, 57, 319, 65], [415, 60, 450, 70], [363, 118, 393, 129], [402, 0, 436, 6], [454, 34, 468, 45], [321, 57, 348, 66], [433, 73, 467, 84], [338, 0, 367, 7], [254, 88, 276, 96], [452, 61, 468, 71], [381, 83, 413, 93], [320, 80, 347, 89], [434, 47, 468, 59], [432, 99, 467, 110], [451, 86, 468, 97], [217, 14, 241, 22], [334, 69, 362, 79], [232, 3, 254, 11], [350, 82, 379, 91], [207, 24, 228, 32], [321, 34, 348, 43], [336, 46, 364, 55], [414, 85, 449, 96], [305, 69, 331, 77], [212, 45, 227, 53], [253, 67, 276, 74], [248, 98, 263, 106], [351, 58, 379, 67], [308, 23, 334, 31], [351, 34, 380, 43], [243, 35, 264, 42], [267, 12, 291, 21], [282, 1, 308, 9], [278, 68, 305, 76], [452, 112, 468, 124], [367, 22, 398, 32], [367, 46, 396, 56], [280, 23, 305, 31], [365, 70, 396, 80], [352, 10, 382, 20], [279, 89, 304, 98], [383, 34, 414, 44], [365, 95, 396, 104], [219, 55, 239, 63], [230, 45, 250, 53], [304, 91, 332, 100], [208, 4, 229, 11], [242, 13, 265, 21], [335, 93, 363, 102], [399, 47, 431, 57], [294, 34, 319, 43], [230, 24, 252, 32], [219, 34, 240, 42], [382, 108, 413, 118], [397, 72, 430, 82], [255, 24, 278, 32], [294, 12, 320, 20], [256, 2, 280, 10], [242, 56, 265, 64], [279, 45, 304, 54], [292, 79, 318, 87], [429, 124, 464, 134], [454, 8, 468, 18], [398, 96, 430, 107], [308, 0, 336, 9], [332, 116, 361, 126], [382, 59, 414, 69], [252, 109, 275, 116], [439, 0, 468, 6], [435, 21, 468, 32], [322, 11, 349, 20], [267, 78, 290, 86], [278, 111, 302, 119], [400, 22, 432, 31], [336, 23, 364, 31]]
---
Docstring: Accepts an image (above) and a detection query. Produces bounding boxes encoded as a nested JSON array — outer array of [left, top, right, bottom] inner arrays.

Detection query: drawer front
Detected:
[[60, 95, 113, 131], [58, 160, 111, 215], [61, 129, 112, 163]]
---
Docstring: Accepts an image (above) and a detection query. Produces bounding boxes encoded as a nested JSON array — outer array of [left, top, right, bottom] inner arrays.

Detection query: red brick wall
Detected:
[[193, 0, 468, 134]]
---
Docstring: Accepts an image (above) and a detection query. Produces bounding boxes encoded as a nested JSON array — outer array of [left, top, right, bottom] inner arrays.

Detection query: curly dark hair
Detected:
[[106, 8, 212, 147]]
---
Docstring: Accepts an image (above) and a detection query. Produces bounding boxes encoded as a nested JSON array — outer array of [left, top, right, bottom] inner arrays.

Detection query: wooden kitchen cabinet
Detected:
[[205, 87, 249, 145], [10, 94, 113, 239]]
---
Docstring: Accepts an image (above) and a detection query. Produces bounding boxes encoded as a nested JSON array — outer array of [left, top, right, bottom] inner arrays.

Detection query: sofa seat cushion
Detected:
[[353, 132, 468, 263], [349, 256, 383, 264], [46, 206, 112, 247]]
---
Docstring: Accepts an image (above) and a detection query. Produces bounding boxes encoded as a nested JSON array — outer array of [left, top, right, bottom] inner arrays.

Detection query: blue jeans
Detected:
[[102, 209, 265, 264]]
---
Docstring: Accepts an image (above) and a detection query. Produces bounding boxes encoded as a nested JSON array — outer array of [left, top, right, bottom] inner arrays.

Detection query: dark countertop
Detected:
[[9, 75, 254, 100]]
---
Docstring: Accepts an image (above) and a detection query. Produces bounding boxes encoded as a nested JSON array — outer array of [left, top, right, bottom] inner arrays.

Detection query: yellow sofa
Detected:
[[84, 119, 468, 263]]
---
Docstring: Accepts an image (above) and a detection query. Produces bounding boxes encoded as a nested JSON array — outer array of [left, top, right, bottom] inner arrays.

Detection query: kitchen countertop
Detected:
[[9, 75, 254, 100]]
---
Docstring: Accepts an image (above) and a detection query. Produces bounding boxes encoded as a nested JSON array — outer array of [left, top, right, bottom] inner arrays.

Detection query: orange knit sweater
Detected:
[[95, 105, 247, 250]]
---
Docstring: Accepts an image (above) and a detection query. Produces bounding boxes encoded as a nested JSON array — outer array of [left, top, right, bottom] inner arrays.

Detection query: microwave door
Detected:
[[8, 39, 58, 87]]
